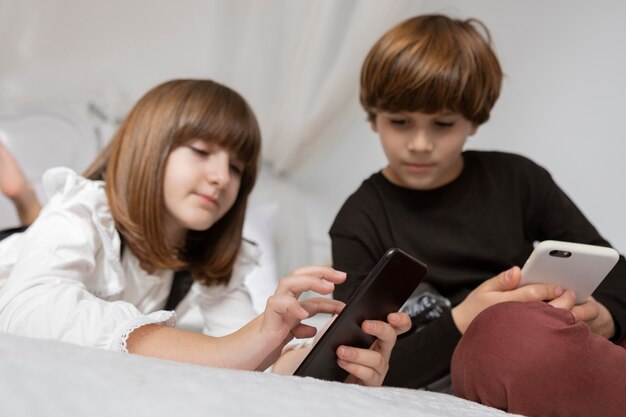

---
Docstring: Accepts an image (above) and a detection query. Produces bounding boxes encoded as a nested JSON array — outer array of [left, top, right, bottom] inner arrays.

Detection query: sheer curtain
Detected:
[[206, 0, 425, 274], [0, 0, 425, 273], [209, 0, 421, 176]]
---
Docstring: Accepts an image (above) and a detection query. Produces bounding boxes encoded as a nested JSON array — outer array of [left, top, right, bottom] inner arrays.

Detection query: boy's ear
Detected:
[[469, 124, 479, 136], [369, 119, 379, 133]]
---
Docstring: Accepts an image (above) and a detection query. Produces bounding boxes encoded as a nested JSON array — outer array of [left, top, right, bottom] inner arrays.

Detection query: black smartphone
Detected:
[[293, 247, 428, 382]]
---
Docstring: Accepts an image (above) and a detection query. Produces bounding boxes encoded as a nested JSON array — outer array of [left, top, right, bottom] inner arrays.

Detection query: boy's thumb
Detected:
[[498, 266, 521, 290]]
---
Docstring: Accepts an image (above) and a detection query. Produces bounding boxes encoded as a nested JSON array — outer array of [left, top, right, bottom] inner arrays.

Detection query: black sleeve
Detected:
[[527, 163, 626, 341], [329, 185, 389, 302], [384, 309, 462, 388]]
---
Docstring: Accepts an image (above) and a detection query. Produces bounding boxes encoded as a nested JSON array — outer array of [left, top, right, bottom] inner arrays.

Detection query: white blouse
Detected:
[[0, 167, 260, 352]]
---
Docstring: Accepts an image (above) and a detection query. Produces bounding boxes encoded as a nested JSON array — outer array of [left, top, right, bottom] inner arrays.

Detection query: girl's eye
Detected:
[[189, 145, 210, 156]]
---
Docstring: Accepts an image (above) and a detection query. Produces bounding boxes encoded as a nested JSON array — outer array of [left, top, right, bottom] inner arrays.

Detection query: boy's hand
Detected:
[[342, 312, 412, 387], [452, 266, 564, 334], [550, 292, 616, 339]]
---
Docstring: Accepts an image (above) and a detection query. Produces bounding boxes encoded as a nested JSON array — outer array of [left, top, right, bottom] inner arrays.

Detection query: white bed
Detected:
[[0, 331, 520, 417], [0, 109, 521, 417]]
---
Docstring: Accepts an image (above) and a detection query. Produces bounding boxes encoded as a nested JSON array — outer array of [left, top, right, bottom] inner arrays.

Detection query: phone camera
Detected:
[[549, 250, 572, 258]]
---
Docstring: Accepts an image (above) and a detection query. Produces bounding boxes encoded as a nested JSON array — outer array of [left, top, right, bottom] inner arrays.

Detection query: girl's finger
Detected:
[[299, 297, 345, 316], [290, 323, 318, 339], [266, 294, 309, 320], [274, 275, 336, 298], [287, 265, 347, 284]]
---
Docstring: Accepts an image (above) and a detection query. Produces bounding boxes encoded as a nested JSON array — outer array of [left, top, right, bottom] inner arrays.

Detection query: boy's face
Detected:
[[372, 110, 477, 190]]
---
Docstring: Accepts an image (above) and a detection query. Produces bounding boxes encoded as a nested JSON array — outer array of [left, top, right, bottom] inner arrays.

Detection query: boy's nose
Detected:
[[407, 131, 434, 152]]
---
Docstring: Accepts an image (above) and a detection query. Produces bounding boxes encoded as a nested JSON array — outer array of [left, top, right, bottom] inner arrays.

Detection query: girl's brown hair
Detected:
[[360, 14, 503, 125], [84, 79, 261, 285]]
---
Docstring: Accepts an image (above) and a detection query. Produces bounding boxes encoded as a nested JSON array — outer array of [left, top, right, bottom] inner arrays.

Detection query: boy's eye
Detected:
[[229, 163, 244, 176], [434, 121, 455, 128], [390, 118, 409, 126]]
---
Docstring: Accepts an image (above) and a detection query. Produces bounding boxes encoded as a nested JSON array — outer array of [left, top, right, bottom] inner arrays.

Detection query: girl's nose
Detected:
[[206, 151, 230, 186]]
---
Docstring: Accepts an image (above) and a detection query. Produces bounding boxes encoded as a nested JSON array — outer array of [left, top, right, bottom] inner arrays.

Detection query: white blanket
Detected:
[[0, 332, 521, 417]]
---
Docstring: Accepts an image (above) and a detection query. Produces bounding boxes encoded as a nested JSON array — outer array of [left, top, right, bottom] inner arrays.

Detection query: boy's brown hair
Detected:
[[360, 14, 503, 125], [84, 79, 261, 285]]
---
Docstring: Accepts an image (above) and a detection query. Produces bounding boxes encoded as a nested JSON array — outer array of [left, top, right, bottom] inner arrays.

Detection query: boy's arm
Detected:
[[384, 309, 461, 388], [529, 166, 626, 341], [330, 235, 378, 301], [329, 183, 391, 302]]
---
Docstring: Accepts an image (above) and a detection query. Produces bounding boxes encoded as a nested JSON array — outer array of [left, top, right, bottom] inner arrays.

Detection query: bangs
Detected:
[[173, 86, 261, 165], [379, 47, 471, 116], [370, 35, 483, 118], [360, 15, 502, 124]]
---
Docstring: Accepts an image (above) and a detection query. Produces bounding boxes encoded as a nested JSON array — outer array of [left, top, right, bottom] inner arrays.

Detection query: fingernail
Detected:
[[335, 270, 347, 278], [338, 346, 349, 358], [506, 268, 514, 279], [365, 321, 376, 331], [555, 287, 563, 296], [321, 279, 334, 288]]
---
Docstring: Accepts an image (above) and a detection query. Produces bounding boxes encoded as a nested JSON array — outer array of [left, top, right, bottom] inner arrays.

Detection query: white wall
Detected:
[[1, 0, 625, 274], [294, 0, 626, 259]]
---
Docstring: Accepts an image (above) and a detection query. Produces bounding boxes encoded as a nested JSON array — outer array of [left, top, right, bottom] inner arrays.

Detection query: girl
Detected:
[[0, 79, 409, 384]]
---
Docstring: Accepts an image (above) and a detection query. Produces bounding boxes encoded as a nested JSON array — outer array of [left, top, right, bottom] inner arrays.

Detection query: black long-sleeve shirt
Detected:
[[330, 150, 626, 389]]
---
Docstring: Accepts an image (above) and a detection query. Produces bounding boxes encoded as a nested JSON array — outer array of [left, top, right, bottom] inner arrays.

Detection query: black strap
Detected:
[[120, 238, 192, 310], [1, 224, 193, 310], [164, 270, 194, 310], [0, 225, 29, 241]]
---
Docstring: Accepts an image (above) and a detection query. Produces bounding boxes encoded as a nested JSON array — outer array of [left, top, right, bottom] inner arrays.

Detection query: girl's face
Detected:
[[372, 110, 477, 190], [162, 139, 244, 246]]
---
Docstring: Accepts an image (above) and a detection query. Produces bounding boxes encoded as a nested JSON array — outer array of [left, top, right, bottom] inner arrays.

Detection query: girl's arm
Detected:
[[127, 265, 411, 384], [127, 266, 347, 371]]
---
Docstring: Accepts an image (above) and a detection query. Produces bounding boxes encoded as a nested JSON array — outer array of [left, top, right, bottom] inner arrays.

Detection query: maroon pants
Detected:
[[451, 301, 626, 417]]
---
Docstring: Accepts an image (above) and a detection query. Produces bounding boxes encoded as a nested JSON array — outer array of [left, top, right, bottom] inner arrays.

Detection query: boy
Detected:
[[330, 14, 626, 416]]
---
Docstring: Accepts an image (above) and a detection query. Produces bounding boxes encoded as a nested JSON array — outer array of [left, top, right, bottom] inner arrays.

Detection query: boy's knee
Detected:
[[451, 301, 577, 398]]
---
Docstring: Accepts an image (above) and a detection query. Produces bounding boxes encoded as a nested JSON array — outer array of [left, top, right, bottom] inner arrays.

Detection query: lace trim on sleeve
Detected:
[[112, 310, 177, 353]]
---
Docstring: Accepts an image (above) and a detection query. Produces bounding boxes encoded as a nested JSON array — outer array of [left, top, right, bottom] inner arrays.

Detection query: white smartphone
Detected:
[[520, 240, 619, 304]]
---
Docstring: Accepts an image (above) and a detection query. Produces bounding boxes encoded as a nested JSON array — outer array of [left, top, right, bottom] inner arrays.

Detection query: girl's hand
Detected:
[[452, 266, 564, 334], [342, 311, 412, 387], [259, 266, 347, 355]]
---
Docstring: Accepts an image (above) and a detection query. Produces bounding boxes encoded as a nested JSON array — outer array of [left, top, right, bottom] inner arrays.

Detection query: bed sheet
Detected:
[[0, 332, 521, 417]]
